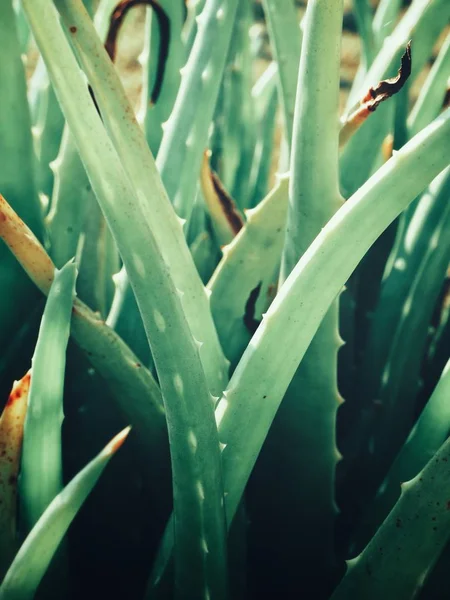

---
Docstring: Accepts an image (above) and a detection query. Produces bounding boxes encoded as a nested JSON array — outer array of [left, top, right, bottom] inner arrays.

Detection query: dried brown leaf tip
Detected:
[[0, 371, 31, 564], [210, 172, 244, 237], [105, 0, 170, 105], [363, 42, 412, 112], [443, 86, 450, 110], [340, 43, 412, 149], [200, 151, 244, 245]]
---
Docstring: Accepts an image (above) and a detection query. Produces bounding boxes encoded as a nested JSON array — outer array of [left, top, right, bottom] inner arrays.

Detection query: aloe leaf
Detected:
[[422, 299, 450, 402], [408, 32, 450, 137], [356, 168, 450, 507], [47, 127, 91, 269], [215, 1, 255, 206], [0, 0, 43, 347], [362, 166, 450, 406], [77, 197, 119, 318], [330, 430, 450, 600], [346, 0, 403, 111], [147, 85, 450, 600], [408, 0, 450, 82], [32, 67, 65, 206], [353, 0, 375, 67], [183, 0, 206, 57], [0, 193, 165, 452], [48, 1, 144, 346], [189, 229, 221, 285], [17, 263, 76, 599], [0, 3, 41, 235], [186, 186, 208, 245], [251, 1, 344, 594], [353, 358, 450, 553], [140, 0, 185, 155], [0, 372, 31, 578], [340, 99, 394, 199], [339, 39, 412, 402], [155, 0, 239, 219], [218, 107, 450, 532], [20, 262, 77, 532], [54, 0, 229, 397], [106, 267, 152, 367], [356, 0, 448, 100], [70, 301, 165, 441], [24, 3, 228, 596], [12, 0, 31, 54], [0, 427, 130, 600], [342, 0, 447, 195], [372, 0, 403, 51], [261, 0, 301, 145], [247, 73, 278, 208], [208, 176, 288, 367]]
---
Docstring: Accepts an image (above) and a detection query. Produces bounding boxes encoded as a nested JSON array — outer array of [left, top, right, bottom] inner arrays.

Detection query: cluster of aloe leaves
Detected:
[[0, 0, 449, 598]]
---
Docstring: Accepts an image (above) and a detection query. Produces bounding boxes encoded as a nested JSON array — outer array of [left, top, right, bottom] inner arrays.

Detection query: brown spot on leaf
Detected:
[[69, 26, 77, 33], [396, 518, 402, 528], [210, 171, 244, 236], [443, 87, 450, 110], [243, 283, 262, 334], [6, 372, 31, 407]]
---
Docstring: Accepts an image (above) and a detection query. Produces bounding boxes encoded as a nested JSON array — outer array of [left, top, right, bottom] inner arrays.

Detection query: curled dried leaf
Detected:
[[105, 0, 170, 104], [362, 42, 412, 111], [340, 43, 412, 149]]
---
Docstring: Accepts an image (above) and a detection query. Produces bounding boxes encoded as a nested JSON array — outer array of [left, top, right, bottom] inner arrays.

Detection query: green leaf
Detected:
[[0, 427, 130, 600], [20, 262, 77, 532]]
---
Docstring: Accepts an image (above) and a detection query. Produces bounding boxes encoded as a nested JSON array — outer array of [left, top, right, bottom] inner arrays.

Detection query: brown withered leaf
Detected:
[[105, 0, 170, 104], [200, 151, 244, 245], [339, 43, 412, 149], [363, 42, 412, 112]]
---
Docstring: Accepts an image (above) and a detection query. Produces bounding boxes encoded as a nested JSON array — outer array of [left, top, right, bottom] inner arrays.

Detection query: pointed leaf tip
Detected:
[[104, 426, 131, 456], [6, 371, 31, 408]]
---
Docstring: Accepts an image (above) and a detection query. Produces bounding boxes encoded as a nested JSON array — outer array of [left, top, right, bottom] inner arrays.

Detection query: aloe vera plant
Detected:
[[0, 0, 449, 599]]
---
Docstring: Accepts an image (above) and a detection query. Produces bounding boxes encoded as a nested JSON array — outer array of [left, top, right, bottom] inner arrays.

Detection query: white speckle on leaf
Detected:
[[173, 373, 184, 395], [196, 481, 205, 501], [133, 255, 146, 277], [394, 258, 406, 271], [201, 66, 211, 82], [154, 309, 166, 332], [402, 296, 412, 317], [188, 430, 198, 452]]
